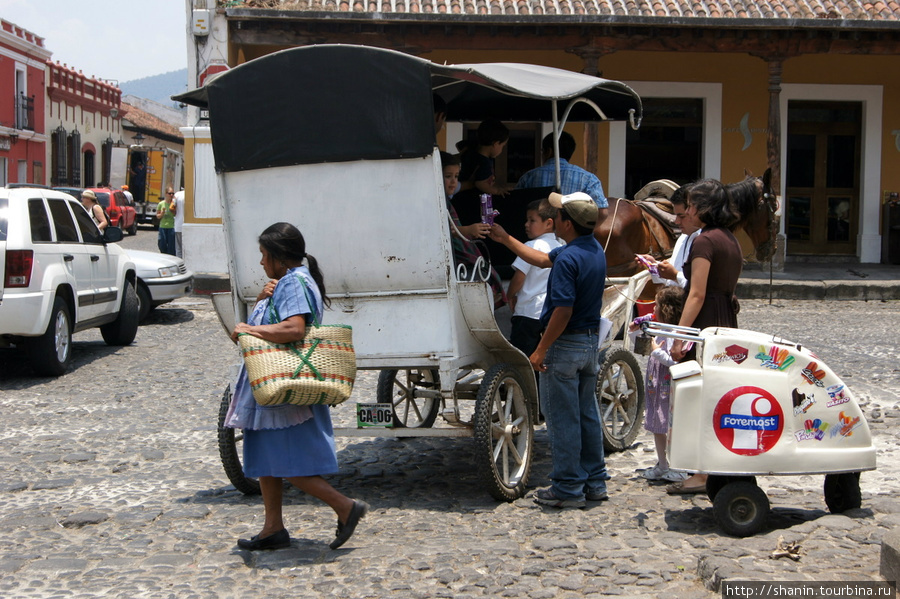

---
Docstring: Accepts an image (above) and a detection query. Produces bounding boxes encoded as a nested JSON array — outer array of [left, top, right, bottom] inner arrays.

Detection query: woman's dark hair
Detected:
[[259, 222, 330, 307], [476, 118, 509, 146], [669, 184, 688, 207], [684, 179, 739, 229], [455, 118, 510, 154]]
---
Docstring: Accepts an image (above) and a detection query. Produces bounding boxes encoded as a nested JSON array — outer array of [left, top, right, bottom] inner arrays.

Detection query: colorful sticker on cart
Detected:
[[754, 345, 795, 371], [791, 388, 816, 415], [356, 403, 393, 428], [831, 411, 862, 438], [796, 418, 830, 442], [826, 383, 850, 408], [713, 386, 784, 456], [801, 361, 826, 387], [712, 344, 749, 365]]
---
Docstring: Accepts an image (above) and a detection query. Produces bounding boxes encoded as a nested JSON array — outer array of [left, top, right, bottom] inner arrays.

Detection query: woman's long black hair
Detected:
[[259, 222, 330, 308]]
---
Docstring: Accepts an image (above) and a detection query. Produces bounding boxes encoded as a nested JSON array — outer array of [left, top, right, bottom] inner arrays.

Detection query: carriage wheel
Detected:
[[376, 369, 441, 428], [474, 364, 534, 502], [596, 348, 645, 452], [824, 472, 862, 514], [713, 481, 769, 537], [217, 385, 260, 495]]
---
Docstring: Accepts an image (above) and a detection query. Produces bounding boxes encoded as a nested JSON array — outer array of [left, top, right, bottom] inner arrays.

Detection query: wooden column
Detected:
[[766, 57, 786, 269], [766, 58, 783, 193], [574, 49, 604, 176]]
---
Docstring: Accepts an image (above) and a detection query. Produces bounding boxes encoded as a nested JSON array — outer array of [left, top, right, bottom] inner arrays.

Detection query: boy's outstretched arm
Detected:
[[489, 224, 552, 268]]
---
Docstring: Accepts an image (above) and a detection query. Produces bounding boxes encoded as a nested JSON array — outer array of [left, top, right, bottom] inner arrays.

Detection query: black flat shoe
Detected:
[[237, 528, 291, 550], [330, 500, 369, 550]]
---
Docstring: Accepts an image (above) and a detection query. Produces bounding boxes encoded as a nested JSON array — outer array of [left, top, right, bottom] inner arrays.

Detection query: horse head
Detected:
[[728, 168, 779, 262]]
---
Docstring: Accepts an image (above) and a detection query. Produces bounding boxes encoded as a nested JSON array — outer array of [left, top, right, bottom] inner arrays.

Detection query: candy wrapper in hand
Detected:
[[635, 254, 659, 277], [480, 194, 500, 226]]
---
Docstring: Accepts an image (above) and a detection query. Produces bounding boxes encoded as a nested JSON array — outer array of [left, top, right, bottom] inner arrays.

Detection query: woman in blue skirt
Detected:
[[226, 222, 368, 550]]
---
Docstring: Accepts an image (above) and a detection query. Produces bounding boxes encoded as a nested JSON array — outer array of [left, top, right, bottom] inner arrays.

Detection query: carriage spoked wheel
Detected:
[[217, 385, 260, 495], [596, 349, 645, 452], [376, 369, 441, 428], [712, 480, 770, 537], [474, 364, 534, 502]]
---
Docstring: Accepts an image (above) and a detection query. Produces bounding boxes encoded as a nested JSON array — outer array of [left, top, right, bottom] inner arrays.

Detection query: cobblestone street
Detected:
[[1, 282, 899, 597]]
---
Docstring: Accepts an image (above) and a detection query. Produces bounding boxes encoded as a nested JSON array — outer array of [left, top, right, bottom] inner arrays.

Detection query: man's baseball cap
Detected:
[[548, 192, 598, 228]]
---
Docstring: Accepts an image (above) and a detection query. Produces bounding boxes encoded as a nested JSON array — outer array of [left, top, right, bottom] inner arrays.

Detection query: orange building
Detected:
[[180, 1, 900, 273]]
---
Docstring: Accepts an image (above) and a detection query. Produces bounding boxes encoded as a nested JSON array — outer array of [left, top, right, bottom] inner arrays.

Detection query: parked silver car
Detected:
[[124, 250, 194, 321]]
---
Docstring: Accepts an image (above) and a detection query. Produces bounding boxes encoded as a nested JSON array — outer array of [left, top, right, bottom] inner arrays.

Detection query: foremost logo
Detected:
[[720, 415, 779, 430], [713, 386, 785, 456]]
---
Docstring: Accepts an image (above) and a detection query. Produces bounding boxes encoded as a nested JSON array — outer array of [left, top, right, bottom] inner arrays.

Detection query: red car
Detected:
[[57, 187, 138, 235]]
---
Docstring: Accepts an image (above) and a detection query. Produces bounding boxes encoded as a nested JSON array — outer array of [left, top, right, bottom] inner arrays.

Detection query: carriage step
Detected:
[[334, 427, 473, 438]]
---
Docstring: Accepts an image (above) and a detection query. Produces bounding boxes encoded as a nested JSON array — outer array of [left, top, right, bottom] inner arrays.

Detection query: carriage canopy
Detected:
[[174, 44, 643, 174]]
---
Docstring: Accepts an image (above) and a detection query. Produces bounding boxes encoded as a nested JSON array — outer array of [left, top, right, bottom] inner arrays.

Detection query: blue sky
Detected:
[[1, 0, 187, 82]]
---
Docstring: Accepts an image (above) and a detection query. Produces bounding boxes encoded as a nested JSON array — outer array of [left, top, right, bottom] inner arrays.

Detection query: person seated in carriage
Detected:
[[441, 151, 507, 308]]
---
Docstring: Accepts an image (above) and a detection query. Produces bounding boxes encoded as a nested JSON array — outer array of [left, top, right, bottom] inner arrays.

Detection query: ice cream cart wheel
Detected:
[[596, 348, 645, 452], [713, 481, 769, 537], [474, 364, 534, 502], [823, 472, 862, 514], [217, 385, 261, 495], [376, 369, 441, 428], [706, 475, 757, 502]]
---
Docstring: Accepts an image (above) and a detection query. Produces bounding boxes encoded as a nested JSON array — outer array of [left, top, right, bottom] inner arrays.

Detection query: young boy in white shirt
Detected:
[[507, 199, 561, 357]]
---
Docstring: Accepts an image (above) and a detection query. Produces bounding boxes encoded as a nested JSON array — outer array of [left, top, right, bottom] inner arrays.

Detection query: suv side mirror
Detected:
[[103, 226, 124, 243]]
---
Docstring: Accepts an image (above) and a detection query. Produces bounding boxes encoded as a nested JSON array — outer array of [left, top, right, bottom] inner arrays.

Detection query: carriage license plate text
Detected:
[[356, 403, 393, 428]]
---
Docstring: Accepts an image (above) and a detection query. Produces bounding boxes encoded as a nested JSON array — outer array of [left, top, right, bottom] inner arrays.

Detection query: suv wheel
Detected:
[[100, 280, 140, 345], [27, 297, 73, 376]]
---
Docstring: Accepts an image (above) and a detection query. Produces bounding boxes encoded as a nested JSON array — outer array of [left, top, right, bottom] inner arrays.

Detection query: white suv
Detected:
[[0, 187, 140, 376]]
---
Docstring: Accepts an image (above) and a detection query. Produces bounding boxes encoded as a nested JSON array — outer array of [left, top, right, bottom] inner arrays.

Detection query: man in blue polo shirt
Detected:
[[490, 191, 608, 508], [516, 132, 609, 222]]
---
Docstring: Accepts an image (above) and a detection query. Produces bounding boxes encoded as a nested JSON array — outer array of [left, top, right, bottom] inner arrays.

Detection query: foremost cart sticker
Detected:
[[356, 403, 393, 428], [713, 386, 784, 456]]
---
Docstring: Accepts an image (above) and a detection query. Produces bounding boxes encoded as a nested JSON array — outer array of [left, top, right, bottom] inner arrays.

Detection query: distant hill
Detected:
[[120, 69, 189, 108]]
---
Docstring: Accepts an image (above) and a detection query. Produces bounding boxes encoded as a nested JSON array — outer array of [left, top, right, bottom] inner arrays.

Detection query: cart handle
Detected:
[[641, 321, 704, 343]]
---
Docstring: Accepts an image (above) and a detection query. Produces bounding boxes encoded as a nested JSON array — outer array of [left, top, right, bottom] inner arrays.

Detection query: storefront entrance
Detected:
[[785, 101, 861, 256], [624, 97, 703, 199]]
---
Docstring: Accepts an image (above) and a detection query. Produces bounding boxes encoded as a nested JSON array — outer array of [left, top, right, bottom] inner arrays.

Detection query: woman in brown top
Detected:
[[667, 178, 742, 494]]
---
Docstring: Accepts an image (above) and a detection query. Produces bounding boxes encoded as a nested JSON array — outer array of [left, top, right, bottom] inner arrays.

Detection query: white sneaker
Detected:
[[640, 464, 667, 480]]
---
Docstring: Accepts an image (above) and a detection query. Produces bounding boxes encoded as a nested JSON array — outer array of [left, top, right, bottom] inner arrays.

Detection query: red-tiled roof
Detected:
[[121, 103, 183, 142], [232, 0, 900, 20]]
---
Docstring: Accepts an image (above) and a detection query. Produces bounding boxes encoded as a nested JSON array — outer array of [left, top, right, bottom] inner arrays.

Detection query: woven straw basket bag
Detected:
[[238, 273, 356, 406]]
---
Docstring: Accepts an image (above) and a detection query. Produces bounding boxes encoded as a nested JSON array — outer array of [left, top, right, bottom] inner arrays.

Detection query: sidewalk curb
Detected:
[[880, 528, 900, 584], [737, 280, 900, 301]]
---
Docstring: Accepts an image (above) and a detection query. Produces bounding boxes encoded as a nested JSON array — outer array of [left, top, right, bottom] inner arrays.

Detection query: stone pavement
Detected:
[[1, 297, 899, 598]]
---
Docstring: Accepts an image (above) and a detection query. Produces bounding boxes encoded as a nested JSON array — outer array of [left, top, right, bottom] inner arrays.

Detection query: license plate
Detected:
[[356, 403, 393, 428]]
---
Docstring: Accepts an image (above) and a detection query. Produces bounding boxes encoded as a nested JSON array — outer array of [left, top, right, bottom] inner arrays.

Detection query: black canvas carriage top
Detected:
[[174, 44, 642, 174]]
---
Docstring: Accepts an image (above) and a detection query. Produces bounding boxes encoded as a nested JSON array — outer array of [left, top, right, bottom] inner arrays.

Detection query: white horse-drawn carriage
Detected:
[[176, 44, 649, 501]]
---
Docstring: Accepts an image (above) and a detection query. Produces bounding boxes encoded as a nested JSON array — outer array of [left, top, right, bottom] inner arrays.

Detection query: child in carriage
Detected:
[[441, 151, 507, 308], [630, 285, 689, 483]]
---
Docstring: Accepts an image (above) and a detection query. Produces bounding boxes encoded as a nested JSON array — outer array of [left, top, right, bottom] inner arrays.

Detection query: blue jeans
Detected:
[[539, 330, 609, 499], [158, 227, 176, 255]]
